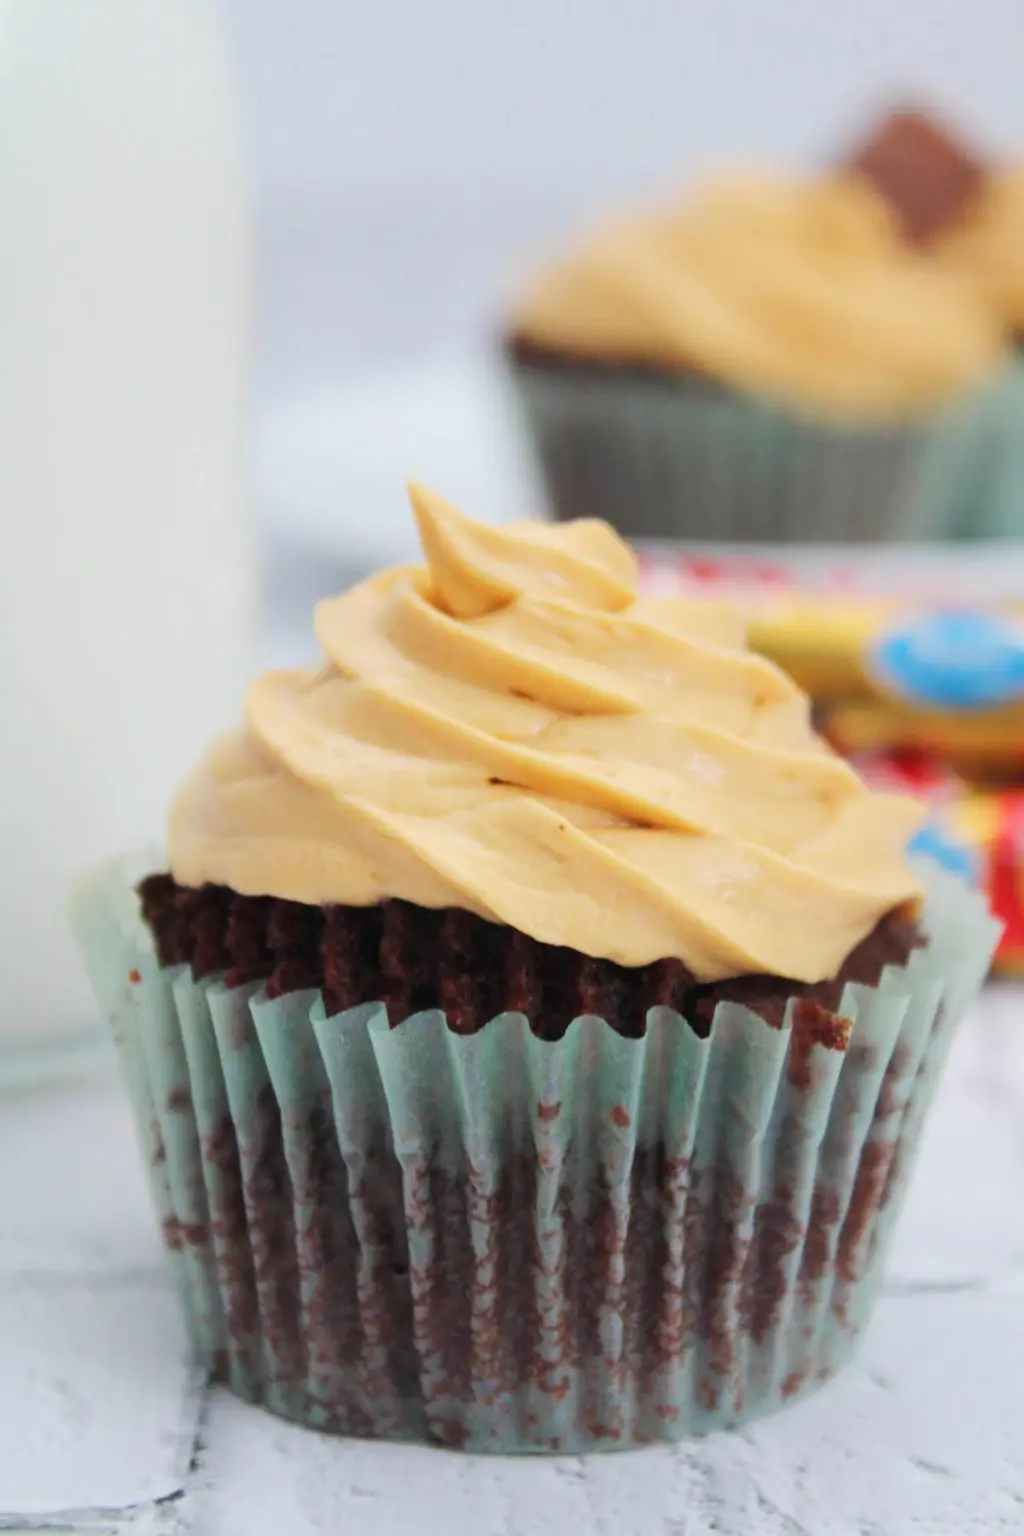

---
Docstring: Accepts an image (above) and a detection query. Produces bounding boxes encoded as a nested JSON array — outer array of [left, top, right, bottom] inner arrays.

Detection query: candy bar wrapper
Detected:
[[820, 698, 1024, 776], [741, 594, 1024, 774], [506, 354, 1021, 545], [69, 858, 997, 1454], [748, 593, 1024, 706]]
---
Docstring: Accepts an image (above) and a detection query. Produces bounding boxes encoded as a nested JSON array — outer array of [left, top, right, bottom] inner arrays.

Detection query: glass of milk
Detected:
[[0, 1, 253, 1075]]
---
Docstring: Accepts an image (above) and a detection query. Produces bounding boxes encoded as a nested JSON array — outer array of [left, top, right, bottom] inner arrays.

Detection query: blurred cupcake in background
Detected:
[[505, 107, 1014, 545]]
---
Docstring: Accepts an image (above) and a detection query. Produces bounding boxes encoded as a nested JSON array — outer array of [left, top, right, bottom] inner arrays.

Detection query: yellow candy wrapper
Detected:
[[638, 546, 1024, 772]]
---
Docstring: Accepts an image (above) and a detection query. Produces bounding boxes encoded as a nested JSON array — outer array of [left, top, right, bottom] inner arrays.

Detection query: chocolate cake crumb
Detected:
[[137, 875, 923, 1042], [787, 1000, 853, 1091]]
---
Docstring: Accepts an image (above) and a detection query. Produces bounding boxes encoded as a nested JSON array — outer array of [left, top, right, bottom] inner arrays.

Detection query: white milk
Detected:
[[0, 1, 252, 1044]]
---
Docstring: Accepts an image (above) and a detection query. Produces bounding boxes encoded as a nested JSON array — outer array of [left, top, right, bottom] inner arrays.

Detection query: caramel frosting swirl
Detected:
[[511, 172, 1002, 419], [170, 486, 924, 981], [934, 163, 1024, 332]]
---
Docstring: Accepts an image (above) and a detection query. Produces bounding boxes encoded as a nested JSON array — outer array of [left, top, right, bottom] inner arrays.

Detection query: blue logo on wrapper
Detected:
[[872, 610, 1024, 711], [909, 821, 980, 887]]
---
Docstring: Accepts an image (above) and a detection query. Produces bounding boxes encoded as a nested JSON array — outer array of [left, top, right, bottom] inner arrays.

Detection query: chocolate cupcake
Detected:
[[70, 486, 998, 1451], [505, 113, 1009, 544]]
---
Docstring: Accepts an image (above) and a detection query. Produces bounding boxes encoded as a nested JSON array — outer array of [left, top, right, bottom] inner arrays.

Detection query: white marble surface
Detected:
[[2, 987, 1023, 1535]]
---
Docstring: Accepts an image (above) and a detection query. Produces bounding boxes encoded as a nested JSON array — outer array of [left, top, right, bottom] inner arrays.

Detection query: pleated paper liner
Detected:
[[69, 858, 998, 1453], [506, 352, 1022, 544]]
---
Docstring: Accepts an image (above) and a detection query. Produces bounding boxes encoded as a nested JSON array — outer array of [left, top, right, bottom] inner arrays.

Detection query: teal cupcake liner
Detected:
[[904, 357, 1024, 540], [69, 858, 997, 1453], [507, 356, 1022, 544]]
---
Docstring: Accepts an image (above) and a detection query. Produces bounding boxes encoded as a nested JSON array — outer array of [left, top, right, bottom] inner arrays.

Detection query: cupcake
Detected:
[[69, 485, 999, 1452], [505, 115, 1008, 544]]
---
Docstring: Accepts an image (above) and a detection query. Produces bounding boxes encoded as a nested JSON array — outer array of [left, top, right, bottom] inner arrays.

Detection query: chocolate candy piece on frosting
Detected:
[[845, 107, 986, 244]]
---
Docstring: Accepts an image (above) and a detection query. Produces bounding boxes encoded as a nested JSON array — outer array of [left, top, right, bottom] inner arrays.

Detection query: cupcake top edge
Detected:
[[508, 167, 1006, 420], [169, 485, 925, 982]]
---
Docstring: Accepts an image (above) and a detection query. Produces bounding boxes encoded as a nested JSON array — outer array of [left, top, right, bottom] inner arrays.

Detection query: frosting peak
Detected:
[[409, 482, 637, 618], [170, 489, 924, 981]]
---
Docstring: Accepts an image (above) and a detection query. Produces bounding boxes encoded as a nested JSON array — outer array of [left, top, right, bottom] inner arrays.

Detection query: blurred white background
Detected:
[[225, 0, 1024, 403]]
